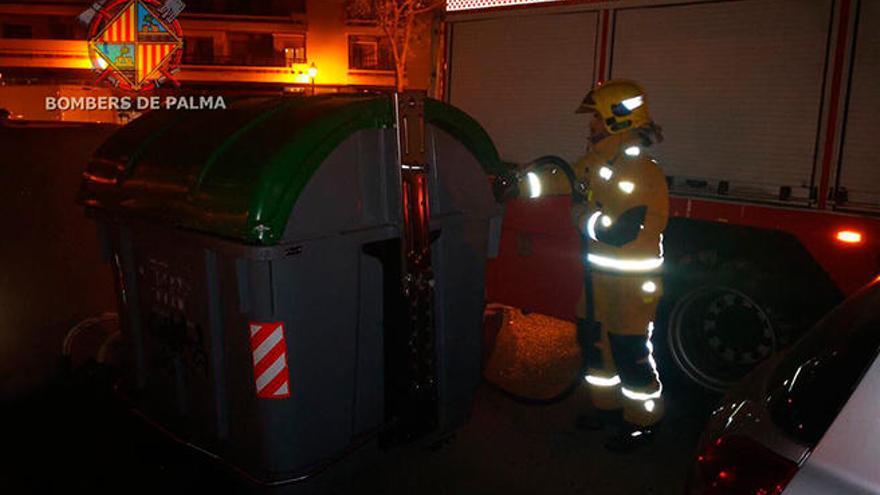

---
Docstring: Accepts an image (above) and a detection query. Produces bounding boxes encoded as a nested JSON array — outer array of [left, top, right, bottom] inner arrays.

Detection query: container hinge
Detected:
[[387, 91, 438, 444]]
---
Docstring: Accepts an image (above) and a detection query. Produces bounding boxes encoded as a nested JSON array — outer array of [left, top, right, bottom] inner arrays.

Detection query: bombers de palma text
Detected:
[[45, 96, 228, 112]]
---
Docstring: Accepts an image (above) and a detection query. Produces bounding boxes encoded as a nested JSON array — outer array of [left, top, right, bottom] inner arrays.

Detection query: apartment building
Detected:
[[0, 0, 437, 121]]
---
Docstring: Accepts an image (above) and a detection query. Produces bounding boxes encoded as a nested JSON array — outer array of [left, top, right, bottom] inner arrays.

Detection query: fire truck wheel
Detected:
[[664, 284, 777, 393], [654, 221, 843, 398]]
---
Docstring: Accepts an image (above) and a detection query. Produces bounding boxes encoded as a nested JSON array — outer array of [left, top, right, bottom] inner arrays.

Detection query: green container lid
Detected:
[[80, 94, 502, 245]]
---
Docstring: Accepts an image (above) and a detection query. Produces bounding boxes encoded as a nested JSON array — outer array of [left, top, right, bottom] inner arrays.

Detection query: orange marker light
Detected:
[[836, 230, 864, 245]]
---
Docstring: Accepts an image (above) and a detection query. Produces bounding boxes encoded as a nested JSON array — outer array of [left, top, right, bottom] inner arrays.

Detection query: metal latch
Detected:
[[397, 92, 427, 169]]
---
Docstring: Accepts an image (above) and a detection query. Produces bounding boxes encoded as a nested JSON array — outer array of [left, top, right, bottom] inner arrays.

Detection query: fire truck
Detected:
[[440, 0, 880, 392]]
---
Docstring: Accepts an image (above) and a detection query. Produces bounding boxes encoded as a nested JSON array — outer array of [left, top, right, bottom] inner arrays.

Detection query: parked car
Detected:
[[687, 275, 880, 494]]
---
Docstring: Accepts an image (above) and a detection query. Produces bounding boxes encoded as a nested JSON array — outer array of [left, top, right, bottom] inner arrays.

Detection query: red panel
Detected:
[[486, 196, 582, 321], [486, 196, 880, 319], [669, 197, 880, 295]]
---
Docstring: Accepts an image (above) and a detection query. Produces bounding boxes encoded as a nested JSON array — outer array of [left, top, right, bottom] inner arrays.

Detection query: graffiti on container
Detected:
[[140, 258, 209, 378], [144, 258, 190, 311]]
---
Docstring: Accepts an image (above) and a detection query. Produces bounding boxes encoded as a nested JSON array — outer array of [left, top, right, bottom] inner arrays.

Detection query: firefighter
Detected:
[[571, 79, 669, 452]]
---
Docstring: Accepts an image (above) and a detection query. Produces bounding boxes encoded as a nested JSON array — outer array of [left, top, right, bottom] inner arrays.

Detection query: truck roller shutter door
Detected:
[[611, 0, 831, 202], [837, 1, 880, 211], [450, 12, 597, 164]]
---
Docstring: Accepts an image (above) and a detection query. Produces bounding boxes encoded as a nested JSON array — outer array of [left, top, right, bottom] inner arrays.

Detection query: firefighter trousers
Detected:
[[576, 270, 664, 427]]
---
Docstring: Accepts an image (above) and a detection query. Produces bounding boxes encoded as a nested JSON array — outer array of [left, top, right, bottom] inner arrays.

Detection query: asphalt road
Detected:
[[1, 376, 711, 495], [361, 385, 710, 495]]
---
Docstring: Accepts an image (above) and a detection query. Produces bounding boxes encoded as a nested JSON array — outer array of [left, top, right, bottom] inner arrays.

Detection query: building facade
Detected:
[[0, 0, 437, 121]]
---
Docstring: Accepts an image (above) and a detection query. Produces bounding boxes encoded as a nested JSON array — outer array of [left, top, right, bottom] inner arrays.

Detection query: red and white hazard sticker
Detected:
[[249, 322, 291, 399]]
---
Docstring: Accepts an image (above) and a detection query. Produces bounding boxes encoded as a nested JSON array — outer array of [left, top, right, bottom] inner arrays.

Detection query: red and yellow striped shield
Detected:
[[89, 0, 182, 90], [100, 2, 137, 42], [137, 43, 176, 84]]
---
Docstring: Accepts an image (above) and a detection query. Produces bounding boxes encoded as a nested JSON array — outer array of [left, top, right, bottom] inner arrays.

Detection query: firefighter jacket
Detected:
[[572, 131, 669, 272]]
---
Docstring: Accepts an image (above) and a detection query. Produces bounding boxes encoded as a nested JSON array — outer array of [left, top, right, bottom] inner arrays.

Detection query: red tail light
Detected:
[[689, 435, 799, 495]]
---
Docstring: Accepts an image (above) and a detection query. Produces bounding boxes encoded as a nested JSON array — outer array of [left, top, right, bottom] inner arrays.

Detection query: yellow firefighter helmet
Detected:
[[576, 79, 652, 134]]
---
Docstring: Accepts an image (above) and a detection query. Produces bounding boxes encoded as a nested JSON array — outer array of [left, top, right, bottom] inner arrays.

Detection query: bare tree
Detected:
[[347, 0, 447, 92]]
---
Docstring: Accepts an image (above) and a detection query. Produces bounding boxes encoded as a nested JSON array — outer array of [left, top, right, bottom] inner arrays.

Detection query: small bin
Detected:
[[79, 95, 503, 483]]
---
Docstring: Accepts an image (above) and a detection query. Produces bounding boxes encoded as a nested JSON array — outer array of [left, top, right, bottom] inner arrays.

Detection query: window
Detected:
[[280, 35, 306, 65], [348, 35, 393, 71], [187, 33, 301, 67], [185, 0, 305, 16], [345, 2, 377, 22], [766, 283, 880, 445], [48, 20, 74, 39], [183, 36, 215, 65], [227, 32, 277, 66], [2, 23, 32, 39], [183, 0, 214, 11], [262, 0, 307, 15]]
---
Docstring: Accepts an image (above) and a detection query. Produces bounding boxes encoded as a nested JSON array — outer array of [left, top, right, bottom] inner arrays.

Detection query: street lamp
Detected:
[[307, 62, 318, 95]]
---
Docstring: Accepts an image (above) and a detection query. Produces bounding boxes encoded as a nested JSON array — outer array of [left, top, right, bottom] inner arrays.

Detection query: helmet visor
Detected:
[[611, 95, 644, 116]]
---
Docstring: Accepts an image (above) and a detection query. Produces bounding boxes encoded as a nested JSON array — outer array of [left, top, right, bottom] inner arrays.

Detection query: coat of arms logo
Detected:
[[85, 0, 185, 91]]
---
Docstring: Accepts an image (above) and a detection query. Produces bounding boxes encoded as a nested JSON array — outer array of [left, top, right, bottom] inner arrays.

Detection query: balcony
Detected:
[[0, 38, 90, 69], [182, 54, 295, 68], [183, 0, 307, 17]]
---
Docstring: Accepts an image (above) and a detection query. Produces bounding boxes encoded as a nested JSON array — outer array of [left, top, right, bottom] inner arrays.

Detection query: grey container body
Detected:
[[94, 125, 500, 482]]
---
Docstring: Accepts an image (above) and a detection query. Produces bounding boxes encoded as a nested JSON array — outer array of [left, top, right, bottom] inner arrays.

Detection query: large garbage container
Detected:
[[79, 94, 503, 484]]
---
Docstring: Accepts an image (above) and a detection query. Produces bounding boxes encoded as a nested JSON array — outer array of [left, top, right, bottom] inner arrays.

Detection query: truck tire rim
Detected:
[[669, 286, 776, 392]]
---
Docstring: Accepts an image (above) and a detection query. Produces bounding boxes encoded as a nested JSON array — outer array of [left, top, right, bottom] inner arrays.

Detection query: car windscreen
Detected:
[[765, 281, 880, 446]]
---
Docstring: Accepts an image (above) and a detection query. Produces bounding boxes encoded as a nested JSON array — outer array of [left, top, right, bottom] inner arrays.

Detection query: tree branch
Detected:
[[413, 0, 446, 15], [347, 0, 446, 91]]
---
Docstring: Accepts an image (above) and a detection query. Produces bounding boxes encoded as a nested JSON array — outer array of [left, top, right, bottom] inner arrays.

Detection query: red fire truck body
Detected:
[[443, 0, 880, 390]]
